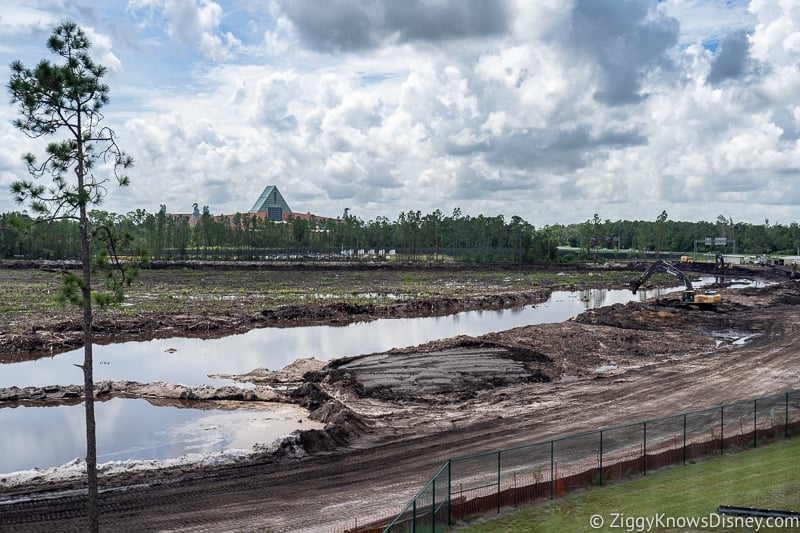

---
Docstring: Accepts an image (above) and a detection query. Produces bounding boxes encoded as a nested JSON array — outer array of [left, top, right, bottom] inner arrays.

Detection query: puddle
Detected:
[[594, 364, 618, 373], [0, 398, 319, 475], [713, 331, 763, 347], [732, 334, 761, 345], [300, 292, 404, 300]]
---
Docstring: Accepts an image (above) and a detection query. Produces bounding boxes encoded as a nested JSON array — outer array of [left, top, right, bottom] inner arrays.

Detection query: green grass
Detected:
[[0, 265, 682, 353], [456, 437, 800, 532]]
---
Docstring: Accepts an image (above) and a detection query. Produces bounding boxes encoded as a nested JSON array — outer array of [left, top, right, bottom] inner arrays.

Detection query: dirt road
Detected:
[[1, 265, 798, 532]]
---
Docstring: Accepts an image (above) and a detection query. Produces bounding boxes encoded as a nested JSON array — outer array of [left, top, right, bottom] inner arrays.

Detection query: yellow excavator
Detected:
[[630, 260, 721, 307]]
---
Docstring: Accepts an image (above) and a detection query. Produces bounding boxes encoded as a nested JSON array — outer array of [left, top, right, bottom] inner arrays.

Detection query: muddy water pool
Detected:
[[0, 277, 755, 474], [0, 280, 740, 389], [0, 399, 319, 474]]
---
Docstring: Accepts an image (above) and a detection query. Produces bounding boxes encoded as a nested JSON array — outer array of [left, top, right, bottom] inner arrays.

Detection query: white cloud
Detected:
[[750, 0, 800, 65], [84, 27, 123, 72], [0, 5, 57, 34], [127, 0, 240, 60], [662, 0, 755, 46], [3, 0, 800, 226]]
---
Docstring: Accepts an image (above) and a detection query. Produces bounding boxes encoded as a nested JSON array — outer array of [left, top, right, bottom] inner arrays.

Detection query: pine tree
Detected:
[[7, 22, 134, 532]]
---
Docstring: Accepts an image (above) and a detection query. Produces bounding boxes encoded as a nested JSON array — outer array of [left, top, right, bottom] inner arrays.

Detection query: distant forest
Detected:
[[1, 208, 797, 263]]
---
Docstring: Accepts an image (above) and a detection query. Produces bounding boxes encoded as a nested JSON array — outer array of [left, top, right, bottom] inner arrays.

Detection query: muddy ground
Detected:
[[0, 261, 799, 532], [0, 260, 665, 360]]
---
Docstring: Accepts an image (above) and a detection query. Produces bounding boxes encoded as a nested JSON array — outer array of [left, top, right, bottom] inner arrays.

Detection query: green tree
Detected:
[[7, 23, 134, 532], [527, 224, 557, 262], [654, 210, 669, 258], [421, 209, 443, 259], [291, 215, 309, 246]]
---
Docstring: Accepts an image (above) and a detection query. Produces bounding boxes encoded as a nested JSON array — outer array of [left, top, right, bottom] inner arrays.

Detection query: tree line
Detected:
[[565, 213, 800, 259], [2, 208, 798, 263]]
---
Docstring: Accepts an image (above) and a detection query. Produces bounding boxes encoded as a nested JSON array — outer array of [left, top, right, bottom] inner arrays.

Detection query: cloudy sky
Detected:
[[0, 0, 798, 227]]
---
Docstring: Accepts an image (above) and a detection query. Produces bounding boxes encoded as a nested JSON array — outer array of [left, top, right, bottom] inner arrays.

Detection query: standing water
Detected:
[[0, 280, 732, 389], [0, 277, 755, 474], [0, 399, 321, 475]]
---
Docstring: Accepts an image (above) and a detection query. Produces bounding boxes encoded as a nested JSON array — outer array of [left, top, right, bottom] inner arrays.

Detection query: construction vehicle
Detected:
[[630, 260, 721, 307]]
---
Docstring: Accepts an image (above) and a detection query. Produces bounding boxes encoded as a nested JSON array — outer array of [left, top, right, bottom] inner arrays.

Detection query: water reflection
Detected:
[[0, 277, 761, 475], [0, 277, 749, 389], [0, 398, 317, 474]]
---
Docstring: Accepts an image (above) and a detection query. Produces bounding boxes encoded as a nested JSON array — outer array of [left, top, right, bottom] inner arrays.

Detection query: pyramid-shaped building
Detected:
[[250, 185, 292, 222]]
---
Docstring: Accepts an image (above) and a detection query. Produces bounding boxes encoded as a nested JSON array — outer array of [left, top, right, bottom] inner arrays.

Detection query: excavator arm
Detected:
[[630, 260, 693, 294], [630, 260, 719, 307]]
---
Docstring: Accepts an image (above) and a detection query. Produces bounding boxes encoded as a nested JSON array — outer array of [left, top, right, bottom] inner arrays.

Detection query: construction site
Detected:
[[0, 260, 798, 531]]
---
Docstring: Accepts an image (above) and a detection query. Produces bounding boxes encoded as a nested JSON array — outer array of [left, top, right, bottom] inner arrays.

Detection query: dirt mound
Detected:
[[288, 383, 373, 454], [574, 301, 716, 331], [314, 338, 555, 403], [211, 357, 327, 385], [259, 293, 549, 326]]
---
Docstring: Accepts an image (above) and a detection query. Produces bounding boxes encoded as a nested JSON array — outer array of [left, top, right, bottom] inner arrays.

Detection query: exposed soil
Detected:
[[0, 261, 798, 532], [0, 260, 642, 360]]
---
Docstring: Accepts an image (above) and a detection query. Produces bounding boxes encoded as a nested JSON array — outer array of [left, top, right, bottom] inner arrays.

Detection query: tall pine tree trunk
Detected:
[[78, 160, 99, 533]]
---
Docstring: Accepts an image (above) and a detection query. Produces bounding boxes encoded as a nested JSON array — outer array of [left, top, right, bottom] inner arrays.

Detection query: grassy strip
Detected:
[[0, 266, 634, 325], [456, 437, 800, 532]]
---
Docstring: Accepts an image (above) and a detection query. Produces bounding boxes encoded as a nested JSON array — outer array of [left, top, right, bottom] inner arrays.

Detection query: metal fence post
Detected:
[[599, 431, 604, 486], [497, 450, 501, 514], [754, 399, 758, 448], [432, 474, 436, 533], [683, 413, 687, 465], [643, 421, 647, 476], [550, 441, 554, 500], [720, 405, 725, 454], [447, 459, 451, 527], [786, 392, 790, 438]]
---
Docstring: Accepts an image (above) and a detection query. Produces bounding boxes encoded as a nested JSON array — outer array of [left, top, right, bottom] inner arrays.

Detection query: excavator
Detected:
[[630, 260, 721, 307]]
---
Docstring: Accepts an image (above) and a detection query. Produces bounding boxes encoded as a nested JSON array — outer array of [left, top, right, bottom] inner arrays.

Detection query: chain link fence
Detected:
[[353, 390, 800, 533]]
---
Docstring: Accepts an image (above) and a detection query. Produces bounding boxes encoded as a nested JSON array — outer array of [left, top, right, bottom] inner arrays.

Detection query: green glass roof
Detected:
[[250, 185, 292, 213]]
